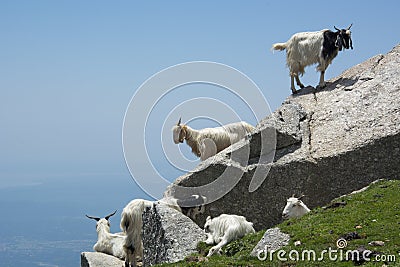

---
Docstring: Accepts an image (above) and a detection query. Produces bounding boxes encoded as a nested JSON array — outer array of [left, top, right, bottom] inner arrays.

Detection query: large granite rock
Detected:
[[81, 252, 124, 267], [142, 203, 207, 266], [165, 44, 400, 230], [250, 228, 290, 257]]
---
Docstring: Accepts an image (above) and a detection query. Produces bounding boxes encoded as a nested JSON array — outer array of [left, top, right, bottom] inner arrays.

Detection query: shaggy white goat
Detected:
[[120, 199, 153, 267], [86, 210, 126, 260], [272, 24, 353, 94], [282, 195, 310, 219], [204, 214, 255, 257], [172, 118, 255, 161], [120, 196, 206, 267]]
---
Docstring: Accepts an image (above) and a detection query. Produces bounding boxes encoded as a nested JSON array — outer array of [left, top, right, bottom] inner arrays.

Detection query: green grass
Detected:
[[157, 179, 400, 267]]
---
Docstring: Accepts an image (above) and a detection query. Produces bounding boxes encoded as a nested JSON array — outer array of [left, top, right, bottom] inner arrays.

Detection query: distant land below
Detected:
[[0, 171, 146, 267]]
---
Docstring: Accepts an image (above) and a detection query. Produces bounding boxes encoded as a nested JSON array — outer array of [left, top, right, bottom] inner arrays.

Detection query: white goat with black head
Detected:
[[272, 24, 353, 94], [172, 118, 255, 161], [282, 194, 310, 219], [86, 210, 126, 260], [204, 214, 255, 257]]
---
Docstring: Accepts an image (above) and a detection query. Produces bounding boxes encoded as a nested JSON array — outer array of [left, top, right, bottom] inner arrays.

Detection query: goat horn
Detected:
[[105, 210, 117, 221], [177, 117, 182, 126], [291, 194, 296, 198], [334, 26, 340, 31], [86, 215, 101, 221], [347, 23, 353, 30]]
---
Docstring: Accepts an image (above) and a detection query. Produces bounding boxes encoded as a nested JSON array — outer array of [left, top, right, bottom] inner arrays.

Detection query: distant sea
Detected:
[[0, 171, 150, 267]]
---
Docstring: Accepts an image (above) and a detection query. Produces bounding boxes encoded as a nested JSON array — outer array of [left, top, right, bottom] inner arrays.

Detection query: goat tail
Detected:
[[120, 212, 130, 233], [242, 122, 255, 133], [271, 42, 287, 51]]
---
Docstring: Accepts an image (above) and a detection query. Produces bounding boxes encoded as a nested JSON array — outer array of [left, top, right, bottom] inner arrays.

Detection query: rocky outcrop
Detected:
[[250, 228, 290, 257], [81, 45, 400, 266], [165, 44, 400, 231], [142, 204, 207, 266], [81, 252, 124, 267]]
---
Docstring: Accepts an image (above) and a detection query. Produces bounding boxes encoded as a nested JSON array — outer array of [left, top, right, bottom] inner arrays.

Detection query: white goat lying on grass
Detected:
[[204, 214, 255, 257], [282, 194, 311, 219], [172, 118, 255, 161], [86, 210, 126, 260]]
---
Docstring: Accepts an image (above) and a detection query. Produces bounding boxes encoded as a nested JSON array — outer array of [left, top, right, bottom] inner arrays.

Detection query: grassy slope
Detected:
[[157, 179, 400, 267]]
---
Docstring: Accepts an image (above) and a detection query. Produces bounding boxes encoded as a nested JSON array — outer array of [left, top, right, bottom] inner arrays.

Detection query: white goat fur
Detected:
[[120, 199, 153, 267], [204, 214, 255, 257], [120, 198, 187, 267], [282, 197, 311, 219], [172, 120, 255, 161], [86, 214, 126, 260], [272, 29, 342, 92]]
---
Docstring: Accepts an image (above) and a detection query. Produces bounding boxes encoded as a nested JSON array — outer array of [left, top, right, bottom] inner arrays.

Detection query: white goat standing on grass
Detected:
[[204, 214, 255, 257], [272, 24, 353, 94], [86, 210, 126, 261], [282, 194, 311, 219], [172, 118, 255, 161]]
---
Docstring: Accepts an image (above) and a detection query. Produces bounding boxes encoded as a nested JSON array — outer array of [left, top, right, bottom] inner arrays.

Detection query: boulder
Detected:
[[142, 203, 207, 266], [165, 44, 400, 230], [81, 252, 124, 267], [250, 227, 290, 257]]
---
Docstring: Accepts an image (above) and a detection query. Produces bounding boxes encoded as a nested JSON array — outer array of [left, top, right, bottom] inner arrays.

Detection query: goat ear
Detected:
[[298, 194, 305, 200], [335, 35, 343, 51]]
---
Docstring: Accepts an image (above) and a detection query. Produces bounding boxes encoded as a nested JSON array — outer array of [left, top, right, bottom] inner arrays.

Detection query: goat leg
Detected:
[[290, 75, 297, 94], [295, 75, 304, 89], [318, 70, 326, 88]]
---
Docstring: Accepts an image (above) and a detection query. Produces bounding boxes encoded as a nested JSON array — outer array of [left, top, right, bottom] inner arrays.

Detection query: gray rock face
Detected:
[[165, 44, 400, 231], [250, 228, 290, 257], [142, 204, 207, 266], [81, 252, 124, 267]]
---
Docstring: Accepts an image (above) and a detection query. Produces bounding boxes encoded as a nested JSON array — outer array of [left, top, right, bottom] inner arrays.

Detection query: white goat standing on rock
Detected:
[[282, 194, 311, 219], [272, 24, 353, 94], [204, 214, 255, 257], [86, 210, 126, 261], [172, 118, 255, 161]]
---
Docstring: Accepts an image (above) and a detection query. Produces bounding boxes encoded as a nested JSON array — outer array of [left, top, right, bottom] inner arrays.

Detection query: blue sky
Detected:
[[1, 1, 399, 197]]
